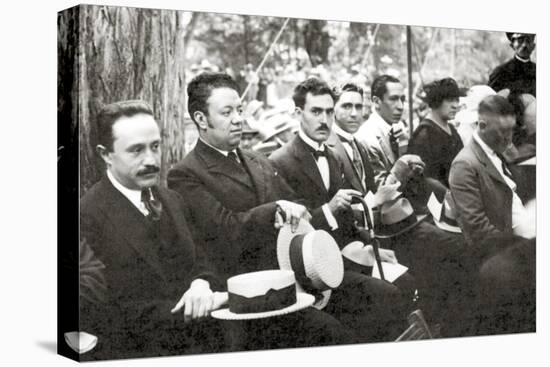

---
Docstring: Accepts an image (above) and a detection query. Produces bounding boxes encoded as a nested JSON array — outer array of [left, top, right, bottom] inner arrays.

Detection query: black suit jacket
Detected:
[[269, 135, 356, 247], [488, 57, 536, 96], [80, 176, 217, 359], [168, 139, 297, 282]]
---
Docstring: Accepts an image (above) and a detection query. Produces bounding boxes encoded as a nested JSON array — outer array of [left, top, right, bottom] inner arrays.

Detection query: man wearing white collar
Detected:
[[449, 94, 535, 335], [488, 32, 536, 96], [80, 100, 225, 359], [270, 77, 410, 343]]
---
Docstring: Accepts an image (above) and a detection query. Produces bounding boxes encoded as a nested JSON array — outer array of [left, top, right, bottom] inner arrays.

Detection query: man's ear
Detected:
[[194, 111, 208, 131], [372, 95, 381, 108], [96, 145, 112, 166], [294, 106, 303, 118]]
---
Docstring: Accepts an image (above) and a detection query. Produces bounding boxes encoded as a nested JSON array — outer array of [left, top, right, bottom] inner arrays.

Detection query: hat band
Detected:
[[441, 210, 458, 227], [289, 234, 317, 292], [228, 284, 296, 314], [377, 213, 417, 235]]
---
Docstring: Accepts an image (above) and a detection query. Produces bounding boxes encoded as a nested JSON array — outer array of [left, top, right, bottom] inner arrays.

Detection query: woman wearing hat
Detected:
[[408, 78, 464, 191]]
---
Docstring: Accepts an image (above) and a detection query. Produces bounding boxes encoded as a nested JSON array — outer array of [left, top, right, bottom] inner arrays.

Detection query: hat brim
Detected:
[[211, 293, 315, 320], [277, 220, 315, 271], [375, 214, 428, 239], [433, 217, 462, 233]]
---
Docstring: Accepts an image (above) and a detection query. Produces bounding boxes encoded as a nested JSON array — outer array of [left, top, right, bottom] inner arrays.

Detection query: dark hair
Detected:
[[478, 95, 516, 118], [423, 77, 463, 109], [332, 82, 364, 103], [292, 77, 335, 109], [187, 72, 240, 126], [93, 100, 154, 151], [371, 75, 400, 100]]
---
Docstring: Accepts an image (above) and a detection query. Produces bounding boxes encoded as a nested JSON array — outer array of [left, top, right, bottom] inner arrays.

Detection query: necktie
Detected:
[[312, 149, 327, 161], [227, 151, 241, 165], [348, 138, 364, 181], [389, 131, 399, 159], [497, 153, 514, 180], [141, 188, 162, 221]]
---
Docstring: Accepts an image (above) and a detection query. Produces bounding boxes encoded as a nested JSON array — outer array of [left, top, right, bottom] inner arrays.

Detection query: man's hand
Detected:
[[367, 182, 401, 207], [171, 279, 215, 323], [328, 189, 363, 214], [274, 200, 312, 232], [390, 154, 425, 184], [379, 248, 398, 264], [391, 121, 410, 141]]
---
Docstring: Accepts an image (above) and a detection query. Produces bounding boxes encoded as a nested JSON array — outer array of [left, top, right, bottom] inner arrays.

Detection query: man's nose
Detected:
[[232, 111, 244, 125], [143, 148, 159, 165]]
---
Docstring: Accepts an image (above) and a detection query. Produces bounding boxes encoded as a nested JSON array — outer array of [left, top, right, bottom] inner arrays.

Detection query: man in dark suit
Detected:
[[488, 32, 536, 96], [269, 78, 411, 342], [449, 95, 535, 334], [168, 72, 355, 349], [79, 100, 225, 360]]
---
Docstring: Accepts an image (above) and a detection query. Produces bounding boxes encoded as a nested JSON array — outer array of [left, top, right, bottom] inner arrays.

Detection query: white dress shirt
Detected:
[[200, 138, 240, 163], [473, 132, 527, 235], [298, 129, 338, 230], [107, 170, 150, 216]]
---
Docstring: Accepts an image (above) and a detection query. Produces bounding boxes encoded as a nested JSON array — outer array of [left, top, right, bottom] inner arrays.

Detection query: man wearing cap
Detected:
[[488, 32, 536, 97], [449, 95, 535, 334], [79, 100, 225, 359], [270, 77, 411, 342], [168, 72, 355, 348]]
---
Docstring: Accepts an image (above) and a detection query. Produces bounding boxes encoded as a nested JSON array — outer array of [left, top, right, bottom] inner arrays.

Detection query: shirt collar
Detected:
[[371, 110, 392, 136], [515, 54, 531, 63], [107, 169, 143, 209], [332, 124, 355, 143], [298, 128, 326, 151], [473, 131, 497, 158], [199, 137, 237, 157]]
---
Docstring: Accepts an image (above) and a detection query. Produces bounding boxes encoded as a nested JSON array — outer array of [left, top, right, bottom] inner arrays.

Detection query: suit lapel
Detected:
[[377, 129, 396, 165], [240, 149, 266, 204], [356, 141, 377, 193], [327, 133, 364, 193], [100, 177, 167, 281], [196, 140, 254, 190], [471, 139, 508, 186], [292, 136, 329, 195]]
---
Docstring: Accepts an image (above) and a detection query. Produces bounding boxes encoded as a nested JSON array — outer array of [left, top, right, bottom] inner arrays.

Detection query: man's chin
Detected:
[[137, 176, 160, 189]]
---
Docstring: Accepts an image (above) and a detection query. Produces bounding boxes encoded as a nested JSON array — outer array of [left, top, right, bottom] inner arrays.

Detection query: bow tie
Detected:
[[312, 149, 327, 161]]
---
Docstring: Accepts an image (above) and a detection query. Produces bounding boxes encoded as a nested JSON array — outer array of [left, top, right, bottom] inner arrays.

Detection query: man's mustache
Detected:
[[317, 125, 330, 132], [138, 166, 160, 176]]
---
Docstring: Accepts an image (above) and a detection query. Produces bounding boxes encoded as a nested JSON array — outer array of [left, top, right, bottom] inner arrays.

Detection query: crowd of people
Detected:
[[77, 31, 536, 360]]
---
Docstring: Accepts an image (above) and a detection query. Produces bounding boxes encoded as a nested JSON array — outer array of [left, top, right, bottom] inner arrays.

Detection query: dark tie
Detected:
[[497, 153, 514, 180], [389, 130, 399, 159], [312, 149, 327, 161], [141, 187, 162, 221], [227, 151, 241, 165]]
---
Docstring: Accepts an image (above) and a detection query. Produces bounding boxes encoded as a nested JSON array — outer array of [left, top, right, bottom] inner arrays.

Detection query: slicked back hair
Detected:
[[187, 72, 240, 127], [332, 82, 364, 103], [371, 75, 400, 100], [93, 100, 154, 151], [293, 77, 335, 109]]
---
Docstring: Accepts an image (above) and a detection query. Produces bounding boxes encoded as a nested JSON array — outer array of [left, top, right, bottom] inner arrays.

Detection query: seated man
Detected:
[[270, 77, 411, 342], [168, 72, 354, 349], [80, 100, 224, 360], [449, 95, 535, 335]]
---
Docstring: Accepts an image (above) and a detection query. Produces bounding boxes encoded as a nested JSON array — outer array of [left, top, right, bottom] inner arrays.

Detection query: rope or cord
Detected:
[[240, 17, 291, 102]]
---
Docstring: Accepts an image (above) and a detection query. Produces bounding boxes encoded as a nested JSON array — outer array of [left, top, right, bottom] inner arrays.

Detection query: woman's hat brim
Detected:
[[211, 293, 315, 320], [375, 214, 428, 239]]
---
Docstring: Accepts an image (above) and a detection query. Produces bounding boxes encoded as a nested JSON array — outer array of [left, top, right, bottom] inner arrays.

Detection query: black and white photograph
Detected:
[[2, 0, 547, 366]]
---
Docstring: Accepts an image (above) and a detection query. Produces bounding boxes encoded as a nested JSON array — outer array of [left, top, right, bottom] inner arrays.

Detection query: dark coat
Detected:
[[269, 135, 356, 248], [79, 176, 219, 359], [488, 57, 536, 96], [168, 139, 297, 282]]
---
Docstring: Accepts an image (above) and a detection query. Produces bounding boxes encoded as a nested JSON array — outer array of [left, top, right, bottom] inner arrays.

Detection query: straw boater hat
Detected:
[[375, 198, 428, 239], [277, 220, 344, 309], [211, 270, 314, 320]]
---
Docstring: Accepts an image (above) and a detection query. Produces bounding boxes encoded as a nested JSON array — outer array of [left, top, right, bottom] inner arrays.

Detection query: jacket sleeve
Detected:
[[449, 159, 504, 245]]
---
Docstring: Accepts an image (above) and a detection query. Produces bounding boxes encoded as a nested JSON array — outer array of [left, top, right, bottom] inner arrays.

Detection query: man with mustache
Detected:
[[79, 100, 224, 359], [168, 72, 354, 349], [489, 32, 536, 97], [269, 78, 410, 342]]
